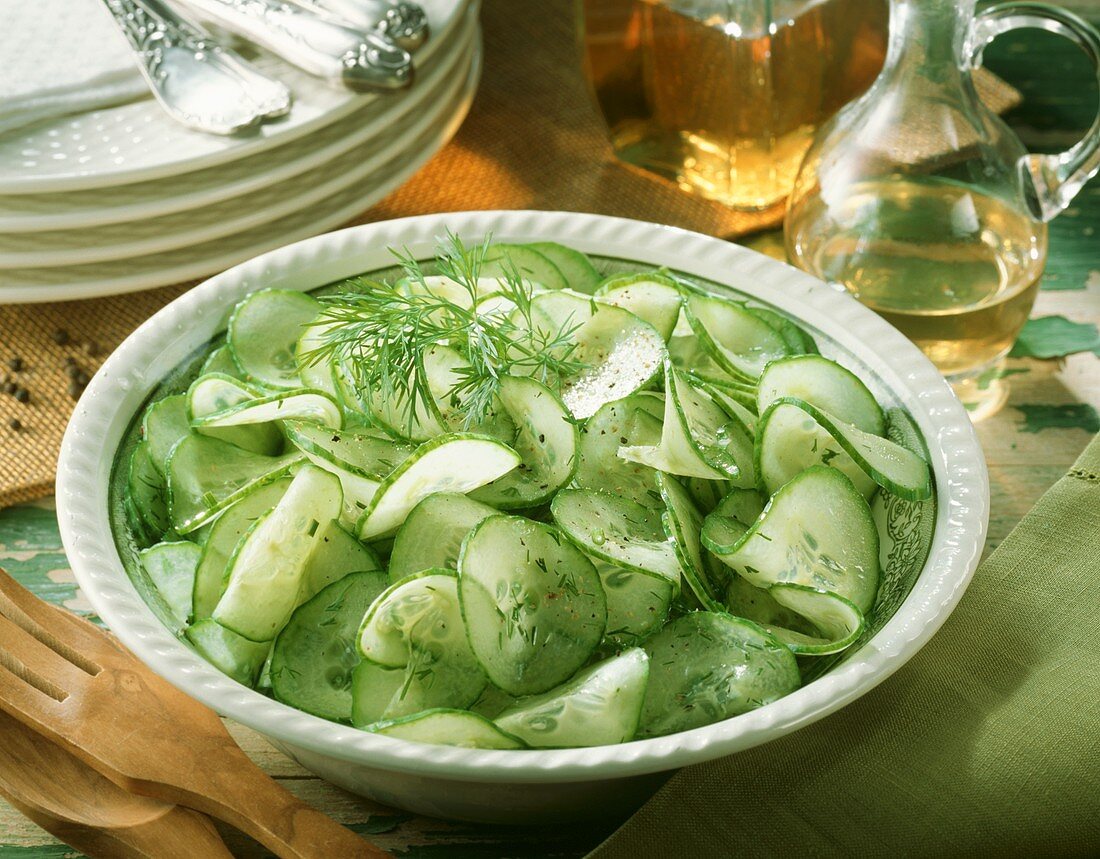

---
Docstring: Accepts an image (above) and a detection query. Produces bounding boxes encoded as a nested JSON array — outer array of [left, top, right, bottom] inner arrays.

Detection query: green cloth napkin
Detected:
[[590, 433, 1100, 858]]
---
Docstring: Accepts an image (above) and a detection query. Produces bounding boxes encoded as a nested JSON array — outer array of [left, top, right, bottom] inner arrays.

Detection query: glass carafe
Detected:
[[785, 0, 1100, 410], [577, 0, 889, 211]]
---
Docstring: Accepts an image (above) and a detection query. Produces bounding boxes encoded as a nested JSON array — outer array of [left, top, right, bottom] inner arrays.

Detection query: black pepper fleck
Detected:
[[67, 365, 82, 380], [8, 418, 21, 432], [8, 357, 23, 372], [68, 381, 83, 400], [76, 371, 90, 386], [52, 329, 70, 346], [14, 387, 29, 403]]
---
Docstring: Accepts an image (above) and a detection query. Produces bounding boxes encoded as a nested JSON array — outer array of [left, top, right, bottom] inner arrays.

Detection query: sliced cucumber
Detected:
[[213, 465, 344, 642], [574, 394, 664, 511], [196, 389, 343, 431], [482, 243, 568, 290], [422, 345, 515, 438], [139, 541, 200, 634], [756, 398, 932, 501], [494, 648, 650, 747], [270, 571, 388, 721], [200, 344, 244, 379], [704, 465, 880, 613], [596, 560, 676, 645], [350, 660, 405, 728], [295, 314, 340, 397], [306, 520, 382, 597], [743, 306, 818, 356], [595, 274, 682, 341], [638, 611, 799, 738], [185, 619, 271, 687], [468, 683, 518, 720], [356, 571, 487, 719], [142, 394, 191, 477], [458, 515, 606, 696], [388, 492, 500, 582], [166, 435, 301, 534], [227, 289, 321, 389], [657, 472, 723, 610], [559, 305, 667, 420], [551, 488, 678, 584], [127, 441, 169, 542], [683, 476, 730, 515], [524, 241, 602, 293], [620, 363, 737, 480], [700, 488, 766, 553], [191, 477, 293, 621], [757, 355, 884, 435], [686, 372, 758, 418], [765, 584, 865, 656], [682, 292, 791, 381], [186, 374, 284, 456], [362, 709, 526, 749], [471, 375, 578, 509], [356, 434, 521, 540]]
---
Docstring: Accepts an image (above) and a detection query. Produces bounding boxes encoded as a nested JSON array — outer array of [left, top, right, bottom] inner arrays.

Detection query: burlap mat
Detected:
[[0, 0, 1019, 507]]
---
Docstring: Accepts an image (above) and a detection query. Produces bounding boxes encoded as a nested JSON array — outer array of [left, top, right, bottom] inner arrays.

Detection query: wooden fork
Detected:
[[0, 569, 388, 859]]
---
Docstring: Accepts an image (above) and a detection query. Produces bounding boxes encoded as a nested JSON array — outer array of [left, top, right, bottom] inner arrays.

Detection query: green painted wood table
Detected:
[[2, 13, 1098, 858]]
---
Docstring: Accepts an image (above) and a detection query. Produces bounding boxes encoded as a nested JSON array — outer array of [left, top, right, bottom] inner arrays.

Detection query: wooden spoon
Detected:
[[0, 706, 233, 858]]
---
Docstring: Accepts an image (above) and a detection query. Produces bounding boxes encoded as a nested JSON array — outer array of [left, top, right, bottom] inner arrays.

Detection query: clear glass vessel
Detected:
[[785, 0, 1100, 415], [577, 0, 889, 211]]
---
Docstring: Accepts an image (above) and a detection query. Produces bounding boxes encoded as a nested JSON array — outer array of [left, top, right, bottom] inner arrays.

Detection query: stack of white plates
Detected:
[[0, 0, 480, 303]]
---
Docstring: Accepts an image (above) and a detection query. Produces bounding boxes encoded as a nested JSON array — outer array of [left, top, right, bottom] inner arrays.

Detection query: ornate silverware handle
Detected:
[[175, 0, 414, 92], [309, 0, 429, 51], [99, 0, 291, 134]]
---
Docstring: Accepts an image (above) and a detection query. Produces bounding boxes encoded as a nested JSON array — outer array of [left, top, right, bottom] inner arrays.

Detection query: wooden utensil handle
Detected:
[[163, 752, 388, 859]]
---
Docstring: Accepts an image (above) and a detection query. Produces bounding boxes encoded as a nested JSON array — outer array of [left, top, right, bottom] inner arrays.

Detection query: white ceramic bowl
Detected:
[[57, 210, 988, 824]]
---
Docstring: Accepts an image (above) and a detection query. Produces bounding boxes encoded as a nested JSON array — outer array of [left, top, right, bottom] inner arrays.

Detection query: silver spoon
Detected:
[[297, 0, 430, 51], [100, 0, 292, 135]]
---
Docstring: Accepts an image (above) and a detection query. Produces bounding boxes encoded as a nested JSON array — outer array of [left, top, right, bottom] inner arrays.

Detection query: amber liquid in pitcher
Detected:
[[579, 0, 888, 210], [787, 177, 1049, 376]]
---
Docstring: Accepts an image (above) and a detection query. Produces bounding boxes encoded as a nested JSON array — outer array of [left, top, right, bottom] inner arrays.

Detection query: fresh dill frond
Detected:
[[300, 231, 589, 434]]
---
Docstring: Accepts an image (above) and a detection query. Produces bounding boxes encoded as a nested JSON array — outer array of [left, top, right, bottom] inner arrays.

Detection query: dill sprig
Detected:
[[302, 232, 588, 434]]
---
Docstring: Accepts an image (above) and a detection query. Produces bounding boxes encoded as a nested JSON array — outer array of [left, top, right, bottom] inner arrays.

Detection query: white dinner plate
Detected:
[[0, 39, 480, 303], [0, 3, 479, 233], [0, 0, 471, 194], [0, 32, 475, 266]]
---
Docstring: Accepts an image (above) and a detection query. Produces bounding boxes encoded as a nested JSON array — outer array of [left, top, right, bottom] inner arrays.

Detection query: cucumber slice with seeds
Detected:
[[638, 612, 799, 738], [704, 465, 880, 613], [388, 492, 500, 582], [458, 515, 607, 696], [191, 476, 293, 621], [166, 435, 301, 534], [757, 355, 884, 435], [357, 434, 521, 540], [196, 389, 343, 431], [228, 289, 321, 389], [213, 465, 344, 641], [363, 709, 526, 749], [494, 648, 650, 747], [756, 398, 932, 501], [271, 571, 388, 721], [357, 571, 487, 719], [682, 292, 791, 381], [574, 395, 664, 511], [470, 375, 579, 509], [596, 560, 675, 645], [139, 541, 200, 634], [595, 274, 682, 341]]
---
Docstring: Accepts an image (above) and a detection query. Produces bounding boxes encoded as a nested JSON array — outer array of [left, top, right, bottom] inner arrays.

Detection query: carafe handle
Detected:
[[968, 3, 1100, 221]]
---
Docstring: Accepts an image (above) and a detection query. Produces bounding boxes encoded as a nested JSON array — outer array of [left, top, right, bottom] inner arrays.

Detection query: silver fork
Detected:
[[100, 0, 292, 135]]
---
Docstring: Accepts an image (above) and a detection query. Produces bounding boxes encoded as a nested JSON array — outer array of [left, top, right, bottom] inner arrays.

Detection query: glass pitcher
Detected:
[[577, 0, 889, 211], [785, 0, 1100, 407]]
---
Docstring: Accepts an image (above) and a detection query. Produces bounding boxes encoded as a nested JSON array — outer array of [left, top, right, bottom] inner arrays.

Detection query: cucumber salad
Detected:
[[117, 235, 933, 750]]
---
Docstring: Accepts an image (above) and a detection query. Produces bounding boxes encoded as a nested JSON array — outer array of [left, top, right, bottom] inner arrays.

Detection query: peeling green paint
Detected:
[[1016, 404, 1100, 434]]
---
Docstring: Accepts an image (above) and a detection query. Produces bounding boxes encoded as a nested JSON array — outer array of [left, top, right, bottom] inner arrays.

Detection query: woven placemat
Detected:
[[0, 0, 1019, 507]]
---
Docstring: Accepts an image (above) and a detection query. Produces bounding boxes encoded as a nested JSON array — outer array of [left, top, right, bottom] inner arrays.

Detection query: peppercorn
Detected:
[[8, 418, 21, 432], [8, 357, 23, 372], [66, 364, 82, 380], [63, 356, 76, 368], [75, 371, 90, 386], [14, 387, 29, 403], [52, 329, 70, 346], [68, 381, 83, 400]]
